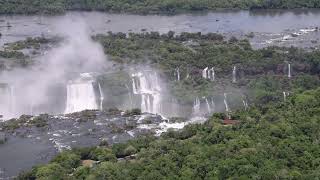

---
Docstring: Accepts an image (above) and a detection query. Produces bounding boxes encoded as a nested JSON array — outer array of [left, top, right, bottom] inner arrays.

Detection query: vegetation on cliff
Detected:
[[0, 0, 320, 15]]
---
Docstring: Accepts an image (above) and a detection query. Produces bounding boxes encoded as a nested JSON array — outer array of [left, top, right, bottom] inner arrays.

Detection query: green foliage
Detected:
[[51, 151, 81, 170], [89, 147, 117, 162], [0, 0, 319, 14], [35, 163, 66, 180]]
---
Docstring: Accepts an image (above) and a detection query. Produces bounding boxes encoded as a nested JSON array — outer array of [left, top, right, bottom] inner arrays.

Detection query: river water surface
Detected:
[[0, 9, 320, 49]]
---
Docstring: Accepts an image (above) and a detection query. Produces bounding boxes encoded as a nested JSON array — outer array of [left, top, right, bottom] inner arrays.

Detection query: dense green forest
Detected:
[[0, 0, 320, 14], [17, 87, 320, 179]]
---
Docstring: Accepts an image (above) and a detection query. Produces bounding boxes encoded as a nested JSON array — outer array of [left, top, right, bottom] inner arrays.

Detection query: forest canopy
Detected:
[[0, 0, 320, 14]]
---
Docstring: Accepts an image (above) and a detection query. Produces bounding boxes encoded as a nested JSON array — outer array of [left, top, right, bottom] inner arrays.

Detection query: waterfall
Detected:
[[0, 85, 14, 118], [202, 67, 215, 81], [192, 97, 201, 115], [131, 71, 162, 115], [98, 83, 104, 111], [232, 66, 237, 83], [174, 68, 180, 81], [202, 67, 208, 79], [283, 92, 290, 101], [186, 72, 190, 79], [288, 63, 292, 78], [242, 96, 249, 110], [205, 98, 211, 113], [224, 93, 230, 113], [64, 74, 98, 114], [208, 67, 215, 81], [211, 98, 216, 113]]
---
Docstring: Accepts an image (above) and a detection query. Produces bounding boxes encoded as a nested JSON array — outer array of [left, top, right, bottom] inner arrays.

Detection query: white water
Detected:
[[174, 67, 180, 81], [208, 67, 215, 81], [132, 71, 162, 115], [202, 67, 209, 79], [242, 96, 249, 110], [205, 98, 211, 113], [288, 63, 292, 78], [98, 83, 104, 110], [202, 67, 215, 81], [224, 93, 230, 113], [232, 66, 237, 83], [283, 91, 290, 101], [64, 74, 98, 114], [0, 85, 14, 119]]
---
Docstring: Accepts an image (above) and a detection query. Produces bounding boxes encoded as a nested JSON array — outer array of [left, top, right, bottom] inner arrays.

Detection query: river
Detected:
[[0, 9, 320, 49]]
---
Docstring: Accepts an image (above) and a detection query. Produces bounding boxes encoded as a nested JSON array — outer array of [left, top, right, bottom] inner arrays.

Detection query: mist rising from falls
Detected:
[[192, 97, 201, 115], [132, 71, 162, 115], [0, 17, 107, 119]]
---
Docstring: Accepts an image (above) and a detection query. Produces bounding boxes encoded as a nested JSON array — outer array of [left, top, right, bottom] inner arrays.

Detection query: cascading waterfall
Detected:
[[202, 67, 209, 79], [98, 83, 104, 111], [174, 67, 180, 81], [288, 63, 292, 78], [205, 98, 211, 113], [0, 85, 14, 119], [223, 93, 230, 113], [202, 67, 215, 81], [242, 96, 249, 110], [64, 73, 98, 114], [232, 66, 237, 83], [208, 67, 215, 81], [131, 71, 162, 115]]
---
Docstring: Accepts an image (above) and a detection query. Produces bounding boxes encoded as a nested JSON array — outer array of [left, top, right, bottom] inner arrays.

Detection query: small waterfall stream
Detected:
[[288, 63, 292, 78], [98, 83, 104, 111], [205, 98, 211, 113], [224, 93, 231, 118], [174, 67, 180, 81], [232, 66, 237, 83]]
